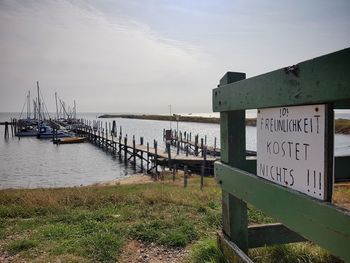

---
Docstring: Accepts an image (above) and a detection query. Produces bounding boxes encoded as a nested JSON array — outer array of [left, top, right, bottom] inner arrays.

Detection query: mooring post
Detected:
[[119, 136, 122, 154], [167, 142, 171, 171], [184, 165, 188, 188], [195, 135, 199, 156], [112, 120, 116, 136], [201, 138, 204, 157], [146, 142, 150, 173], [124, 136, 128, 162], [105, 122, 108, 142], [177, 141, 180, 155], [214, 137, 217, 150], [133, 135, 136, 167], [201, 147, 207, 190], [205, 135, 207, 146], [10, 119, 13, 137], [141, 150, 144, 172], [186, 145, 189, 156], [140, 137, 144, 145], [4, 121, 9, 138], [154, 140, 158, 174]]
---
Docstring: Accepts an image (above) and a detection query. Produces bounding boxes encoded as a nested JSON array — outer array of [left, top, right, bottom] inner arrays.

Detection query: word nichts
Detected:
[[259, 115, 321, 134], [258, 164, 294, 186]]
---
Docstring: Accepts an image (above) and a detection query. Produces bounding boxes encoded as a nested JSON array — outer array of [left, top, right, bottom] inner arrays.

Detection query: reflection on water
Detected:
[[1, 112, 350, 189]]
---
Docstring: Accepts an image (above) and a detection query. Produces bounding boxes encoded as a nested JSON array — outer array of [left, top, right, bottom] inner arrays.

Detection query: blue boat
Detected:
[[36, 123, 73, 139]]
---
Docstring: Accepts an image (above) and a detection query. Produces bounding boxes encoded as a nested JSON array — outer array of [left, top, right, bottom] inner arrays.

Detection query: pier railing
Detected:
[[213, 48, 350, 262]]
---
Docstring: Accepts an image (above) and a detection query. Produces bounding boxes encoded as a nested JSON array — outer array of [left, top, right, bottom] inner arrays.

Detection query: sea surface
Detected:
[[1, 111, 350, 189]]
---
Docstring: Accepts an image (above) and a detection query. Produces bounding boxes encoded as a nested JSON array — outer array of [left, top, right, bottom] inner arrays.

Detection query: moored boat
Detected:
[[56, 137, 86, 144], [36, 122, 73, 139]]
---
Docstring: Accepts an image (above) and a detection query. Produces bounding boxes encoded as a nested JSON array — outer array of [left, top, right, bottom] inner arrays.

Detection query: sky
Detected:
[[0, 0, 349, 114]]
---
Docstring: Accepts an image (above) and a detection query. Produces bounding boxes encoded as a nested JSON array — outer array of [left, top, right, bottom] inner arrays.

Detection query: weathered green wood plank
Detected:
[[220, 72, 249, 254], [215, 162, 350, 262], [248, 223, 306, 248], [217, 232, 254, 263], [213, 48, 350, 112]]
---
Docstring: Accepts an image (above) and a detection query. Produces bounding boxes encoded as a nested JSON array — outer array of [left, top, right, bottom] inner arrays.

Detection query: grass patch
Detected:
[[7, 239, 38, 255], [250, 242, 344, 263], [0, 175, 343, 262], [0, 176, 222, 261], [190, 238, 225, 263], [130, 217, 198, 247]]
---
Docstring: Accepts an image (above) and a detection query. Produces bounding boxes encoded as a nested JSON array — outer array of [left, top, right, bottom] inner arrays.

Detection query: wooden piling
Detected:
[[124, 136, 128, 161], [147, 142, 150, 172], [184, 165, 188, 188], [201, 138, 204, 157], [4, 121, 9, 138], [167, 142, 171, 171], [154, 140, 158, 174], [119, 136, 122, 154], [10, 119, 14, 137], [133, 135, 136, 167]]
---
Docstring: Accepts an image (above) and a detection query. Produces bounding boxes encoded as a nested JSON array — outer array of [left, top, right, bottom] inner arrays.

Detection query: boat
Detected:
[[36, 122, 73, 139], [16, 126, 38, 137], [56, 137, 86, 144]]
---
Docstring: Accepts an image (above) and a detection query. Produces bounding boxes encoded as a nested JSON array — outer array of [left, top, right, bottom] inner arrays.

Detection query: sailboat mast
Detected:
[[74, 100, 77, 120], [27, 91, 30, 119], [33, 99, 37, 120], [55, 92, 59, 120], [37, 81, 41, 122]]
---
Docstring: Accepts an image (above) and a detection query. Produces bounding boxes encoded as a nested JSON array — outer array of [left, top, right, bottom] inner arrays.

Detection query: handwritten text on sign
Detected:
[[257, 105, 327, 200]]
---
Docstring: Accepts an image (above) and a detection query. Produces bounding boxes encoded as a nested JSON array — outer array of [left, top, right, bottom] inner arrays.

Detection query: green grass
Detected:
[[0, 176, 222, 262], [190, 238, 225, 263], [7, 239, 39, 255], [0, 175, 344, 262]]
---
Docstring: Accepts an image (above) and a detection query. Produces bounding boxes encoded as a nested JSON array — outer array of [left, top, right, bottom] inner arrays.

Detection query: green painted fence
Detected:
[[212, 48, 350, 262]]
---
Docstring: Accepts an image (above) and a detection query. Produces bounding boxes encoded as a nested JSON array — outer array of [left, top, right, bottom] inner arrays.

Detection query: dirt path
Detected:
[[119, 240, 189, 263]]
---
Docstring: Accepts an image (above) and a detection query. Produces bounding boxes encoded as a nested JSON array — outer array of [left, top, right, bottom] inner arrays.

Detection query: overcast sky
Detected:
[[1, 0, 349, 114]]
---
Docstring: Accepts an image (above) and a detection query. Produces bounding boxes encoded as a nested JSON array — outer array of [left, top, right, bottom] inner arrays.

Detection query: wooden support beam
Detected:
[[248, 223, 306, 248], [215, 162, 350, 262], [217, 232, 253, 263]]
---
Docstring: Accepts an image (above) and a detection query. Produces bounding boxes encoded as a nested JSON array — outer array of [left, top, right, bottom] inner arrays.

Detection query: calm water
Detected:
[[1, 112, 350, 189]]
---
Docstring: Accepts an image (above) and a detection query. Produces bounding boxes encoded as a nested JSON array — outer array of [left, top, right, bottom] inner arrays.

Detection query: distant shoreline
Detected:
[[98, 114, 350, 134], [98, 114, 257, 126]]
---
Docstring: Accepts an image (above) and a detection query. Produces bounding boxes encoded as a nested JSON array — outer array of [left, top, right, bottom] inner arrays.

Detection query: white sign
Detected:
[[257, 104, 328, 200]]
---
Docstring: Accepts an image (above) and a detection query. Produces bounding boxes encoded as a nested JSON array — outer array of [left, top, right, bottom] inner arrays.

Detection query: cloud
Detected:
[[0, 0, 216, 113]]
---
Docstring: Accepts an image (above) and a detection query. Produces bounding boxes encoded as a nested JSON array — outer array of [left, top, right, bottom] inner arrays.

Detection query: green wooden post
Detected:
[[218, 72, 248, 253]]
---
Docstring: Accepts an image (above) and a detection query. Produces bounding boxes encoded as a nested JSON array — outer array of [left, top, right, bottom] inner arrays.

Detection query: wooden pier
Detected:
[[73, 120, 218, 175], [164, 129, 256, 157]]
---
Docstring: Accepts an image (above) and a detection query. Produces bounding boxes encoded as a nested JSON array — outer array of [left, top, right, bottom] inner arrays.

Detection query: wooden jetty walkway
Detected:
[[73, 120, 217, 174], [164, 129, 256, 157]]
